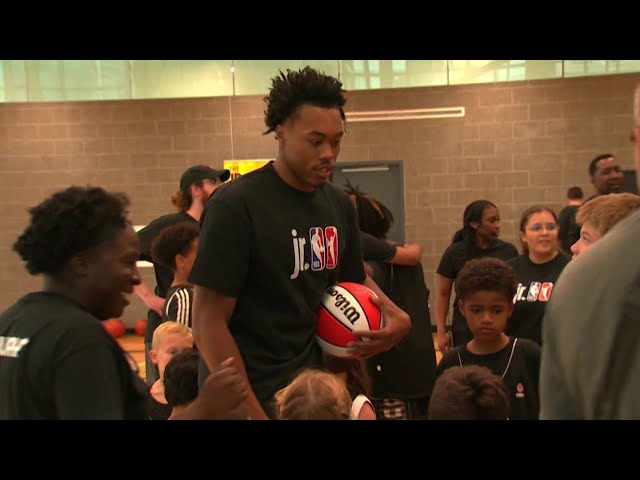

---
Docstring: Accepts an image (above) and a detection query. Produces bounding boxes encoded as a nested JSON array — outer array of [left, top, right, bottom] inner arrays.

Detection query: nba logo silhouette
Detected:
[[325, 226, 338, 270], [538, 282, 553, 302], [527, 282, 541, 302], [309, 227, 325, 271]]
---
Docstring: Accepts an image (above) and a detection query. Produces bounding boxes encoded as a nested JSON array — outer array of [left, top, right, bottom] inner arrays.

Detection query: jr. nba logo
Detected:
[[309, 227, 325, 271], [325, 227, 338, 270]]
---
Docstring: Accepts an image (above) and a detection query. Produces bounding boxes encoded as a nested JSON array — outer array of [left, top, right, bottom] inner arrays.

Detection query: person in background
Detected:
[[147, 321, 194, 420], [570, 192, 640, 257], [436, 257, 540, 420], [540, 86, 640, 419], [557, 186, 583, 254], [151, 222, 200, 327], [428, 365, 510, 420], [344, 182, 435, 420], [324, 354, 376, 420], [0, 186, 247, 420], [136, 165, 228, 385], [274, 369, 352, 420], [506, 206, 570, 345], [435, 200, 518, 352], [565, 154, 624, 245], [164, 348, 201, 420]]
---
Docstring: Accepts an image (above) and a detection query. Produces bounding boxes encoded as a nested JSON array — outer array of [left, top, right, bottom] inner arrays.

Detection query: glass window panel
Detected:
[[564, 60, 640, 77], [448, 60, 561, 85], [130, 60, 233, 99], [1, 60, 28, 102], [341, 60, 447, 90], [233, 60, 339, 96]]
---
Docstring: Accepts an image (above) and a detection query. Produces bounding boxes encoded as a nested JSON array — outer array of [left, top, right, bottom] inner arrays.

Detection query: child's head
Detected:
[[164, 348, 200, 408], [150, 321, 194, 380], [428, 365, 510, 420], [151, 222, 199, 275], [572, 193, 640, 257], [323, 353, 371, 400], [455, 257, 516, 340], [274, 369, 352, 420]]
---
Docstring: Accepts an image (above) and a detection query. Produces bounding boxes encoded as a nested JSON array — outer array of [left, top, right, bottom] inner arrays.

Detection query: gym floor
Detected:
[[117, 333, 444, 383]]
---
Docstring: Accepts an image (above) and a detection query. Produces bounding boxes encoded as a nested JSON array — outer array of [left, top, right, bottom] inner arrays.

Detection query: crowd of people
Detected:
[[1, 66, 639, 420]]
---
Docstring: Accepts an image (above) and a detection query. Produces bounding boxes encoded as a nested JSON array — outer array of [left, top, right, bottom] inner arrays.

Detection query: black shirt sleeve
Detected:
[[189, 194, 251, 297], [360, 231, 397, 262], [436, 244, 457, 279]]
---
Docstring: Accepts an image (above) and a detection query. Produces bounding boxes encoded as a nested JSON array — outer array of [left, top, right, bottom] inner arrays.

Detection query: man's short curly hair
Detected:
[[13, 186, 129, 276], [150, 222, 199, 271], [263, 66, 347, 134], [455, 257, 517, 302]]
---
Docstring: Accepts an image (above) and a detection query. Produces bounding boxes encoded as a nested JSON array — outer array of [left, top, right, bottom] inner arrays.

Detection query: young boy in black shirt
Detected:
[[436, 257, 540, 420]]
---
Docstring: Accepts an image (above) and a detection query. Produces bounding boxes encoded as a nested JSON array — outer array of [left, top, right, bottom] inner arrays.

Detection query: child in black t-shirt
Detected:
[[436, 257, 540, 420]]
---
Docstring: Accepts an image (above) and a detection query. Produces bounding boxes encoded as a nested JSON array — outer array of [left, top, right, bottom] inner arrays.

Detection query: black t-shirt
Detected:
[[189, 163, 366, 417], [557, 205, 580, 254], [360, 231, 397, 262], [436, 337, 540, 420], [367, 259, 436, 399], [506, 253, 571, 345], [0, 292, 148, 420], [137, 212, 197, 343], [436, 239, 519, 346]]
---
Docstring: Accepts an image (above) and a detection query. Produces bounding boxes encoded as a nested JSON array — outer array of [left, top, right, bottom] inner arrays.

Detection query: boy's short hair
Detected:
[[150, 222, 199, 271], [428, 366, 510, 420], [576, 193, 640, 235], [151, 321, 193, 350], [455, 257, 517, 302], [163, 349, 200, 408]]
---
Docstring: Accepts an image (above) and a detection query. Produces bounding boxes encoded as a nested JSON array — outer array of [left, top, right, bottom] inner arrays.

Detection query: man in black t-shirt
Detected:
[[189, 67, 411, 420], [136, 165, 228, 384]]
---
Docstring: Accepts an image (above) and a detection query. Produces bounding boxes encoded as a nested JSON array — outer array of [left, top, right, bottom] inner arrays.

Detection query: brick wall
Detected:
[[1, 73, 638, 326]]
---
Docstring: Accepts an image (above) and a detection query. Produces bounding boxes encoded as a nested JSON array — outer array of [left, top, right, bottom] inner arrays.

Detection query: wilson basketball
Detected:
[[316, 282, 383, 358]]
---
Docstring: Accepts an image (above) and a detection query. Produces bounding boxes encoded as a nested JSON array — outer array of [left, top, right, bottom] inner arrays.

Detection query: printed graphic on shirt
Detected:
[[0, 336, 30, 358], [291, 227, 339, 280], [516, 382, 525, 398], [514, 281, 555, 303]]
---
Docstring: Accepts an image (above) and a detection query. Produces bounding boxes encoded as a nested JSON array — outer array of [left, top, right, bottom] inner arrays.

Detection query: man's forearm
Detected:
[[197, 321, 268, 420]]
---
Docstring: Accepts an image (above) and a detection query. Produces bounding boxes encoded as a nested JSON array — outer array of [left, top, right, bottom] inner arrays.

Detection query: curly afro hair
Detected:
[[263, 66, 347, 134], [13, 186, 129, 276], [455, 257, 517, 302], [150, 222, 199, 271]]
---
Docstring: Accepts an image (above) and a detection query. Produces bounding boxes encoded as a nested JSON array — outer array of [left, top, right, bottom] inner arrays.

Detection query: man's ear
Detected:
[[275, 125, 284, 142], [149, 349, 158, 365], [458, 299, 465, 317]]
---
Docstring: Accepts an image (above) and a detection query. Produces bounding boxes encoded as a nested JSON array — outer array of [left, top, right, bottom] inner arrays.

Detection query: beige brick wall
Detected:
[[1, 73, 639, 326]]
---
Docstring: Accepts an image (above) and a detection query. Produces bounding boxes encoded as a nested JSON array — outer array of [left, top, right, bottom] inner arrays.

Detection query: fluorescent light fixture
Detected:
[[346, 107, 465, 123]]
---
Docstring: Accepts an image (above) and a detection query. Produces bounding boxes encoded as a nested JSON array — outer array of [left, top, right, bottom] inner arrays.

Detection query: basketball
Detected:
[[316, 282, 383, 358], [133, 318, 147, 337], [102, 319, 126, 338]]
